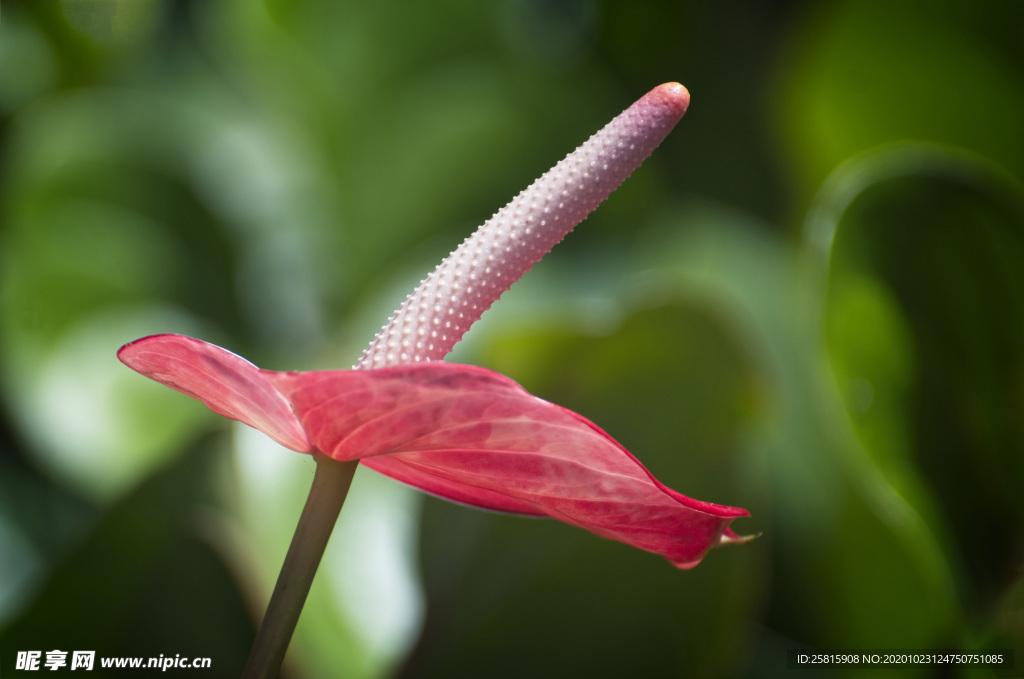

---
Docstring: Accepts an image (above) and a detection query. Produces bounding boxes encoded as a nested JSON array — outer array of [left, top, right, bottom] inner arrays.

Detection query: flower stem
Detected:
[[243, 453, 359, 679]]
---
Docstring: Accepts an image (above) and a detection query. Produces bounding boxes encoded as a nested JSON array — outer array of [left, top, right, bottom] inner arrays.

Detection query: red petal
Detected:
[[269, 363, 748, 568], [117, 334, 312, 453]]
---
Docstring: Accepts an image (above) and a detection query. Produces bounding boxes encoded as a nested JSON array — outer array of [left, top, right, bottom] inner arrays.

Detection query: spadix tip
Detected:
[[653, 82, 690, 114]]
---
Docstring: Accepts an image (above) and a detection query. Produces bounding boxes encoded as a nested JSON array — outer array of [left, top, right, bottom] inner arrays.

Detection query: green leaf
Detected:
[[813, 146, 1024, 624]]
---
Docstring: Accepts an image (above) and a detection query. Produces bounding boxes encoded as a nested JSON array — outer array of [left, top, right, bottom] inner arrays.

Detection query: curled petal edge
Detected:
[[117, 334, 312, 452]]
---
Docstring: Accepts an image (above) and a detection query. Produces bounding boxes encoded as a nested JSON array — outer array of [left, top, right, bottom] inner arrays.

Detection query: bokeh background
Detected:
[[1, 0, 1022, 677]]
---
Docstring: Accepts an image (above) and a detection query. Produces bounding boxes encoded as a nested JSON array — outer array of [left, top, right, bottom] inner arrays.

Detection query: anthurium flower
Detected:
[[119, 83, 750, 570]]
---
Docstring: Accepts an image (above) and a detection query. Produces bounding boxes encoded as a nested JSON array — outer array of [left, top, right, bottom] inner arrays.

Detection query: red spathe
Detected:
[[119, 334, 749, 568]]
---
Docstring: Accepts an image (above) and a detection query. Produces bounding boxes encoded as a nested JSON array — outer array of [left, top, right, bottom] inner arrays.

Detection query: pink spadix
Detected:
[[358, 83, 691, 368], [119, 83, 751, 568]]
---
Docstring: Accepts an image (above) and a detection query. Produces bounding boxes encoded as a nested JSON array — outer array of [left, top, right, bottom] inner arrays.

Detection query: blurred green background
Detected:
[[1, 0, 1022, 677]]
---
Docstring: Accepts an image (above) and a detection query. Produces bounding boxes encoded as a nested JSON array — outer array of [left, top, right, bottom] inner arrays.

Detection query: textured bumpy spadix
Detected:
[[357, 83, 690, 368]]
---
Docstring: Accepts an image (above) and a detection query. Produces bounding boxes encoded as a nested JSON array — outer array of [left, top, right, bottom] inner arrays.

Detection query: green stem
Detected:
[[243, 453, 359, 679]]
